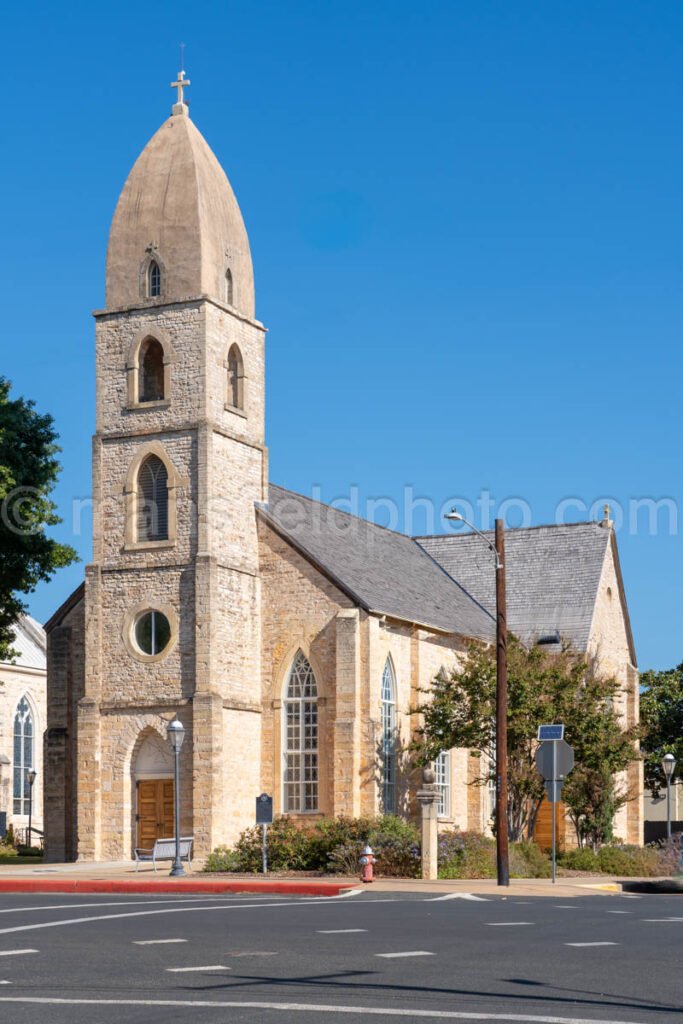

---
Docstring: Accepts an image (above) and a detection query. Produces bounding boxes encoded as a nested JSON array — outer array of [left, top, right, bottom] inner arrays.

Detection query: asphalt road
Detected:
[[0, 889, 679, 1023]]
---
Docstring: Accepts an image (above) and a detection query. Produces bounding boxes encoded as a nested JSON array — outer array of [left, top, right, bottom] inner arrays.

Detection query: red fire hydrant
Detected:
[[359, 844, 375, 883]]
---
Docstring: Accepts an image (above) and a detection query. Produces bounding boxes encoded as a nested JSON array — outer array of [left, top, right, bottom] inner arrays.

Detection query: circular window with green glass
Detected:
[[134, 610, 171, 656]]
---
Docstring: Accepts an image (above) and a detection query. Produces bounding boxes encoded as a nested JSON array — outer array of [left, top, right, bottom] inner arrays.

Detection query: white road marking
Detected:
[[317, 929, 367, 934], [487, 922, 533, 927], [0, 982, 10, 986], [303, 889, 362, 900], [553, 906, 580, 909], [565, 942, 619, 947], [606, 911, 631, 914], [376, 950, 434, 958], [0, 898, 256, 915], [0, 896, 404, 937], [166, 965, 231, 973], [428, 893, 490, 902], [0, 950, 38, 957], [0, 995, 652, 1022], [641, 917, 683, 922], [133, 938, 188, 945], [513, 901, 532, 905]]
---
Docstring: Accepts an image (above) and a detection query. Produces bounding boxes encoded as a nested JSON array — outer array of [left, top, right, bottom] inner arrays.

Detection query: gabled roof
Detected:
[[1, 615, 46, 671], [259, 485, 495, 640], [44, 581, 85, 634], [416, 522, 635, 661]]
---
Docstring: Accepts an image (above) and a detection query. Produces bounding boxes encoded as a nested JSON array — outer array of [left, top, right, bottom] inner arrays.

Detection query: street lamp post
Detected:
[[662, 753, 676, 841], [445, 509, 509, 886], [166, 718, 186, 877], [27, 769, 37, 849]]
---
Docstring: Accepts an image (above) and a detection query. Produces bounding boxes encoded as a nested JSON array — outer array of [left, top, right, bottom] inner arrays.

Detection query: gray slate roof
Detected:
[[417, 523, 612, 653], [260, 486, 495, 640], [2, 615, 46, 670]]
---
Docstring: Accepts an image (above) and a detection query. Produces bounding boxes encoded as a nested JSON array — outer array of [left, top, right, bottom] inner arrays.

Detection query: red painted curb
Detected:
[[0, 879, 353, 896]]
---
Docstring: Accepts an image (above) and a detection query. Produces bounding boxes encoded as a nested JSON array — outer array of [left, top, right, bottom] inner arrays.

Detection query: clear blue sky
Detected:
[[3, 1, 681, 670]]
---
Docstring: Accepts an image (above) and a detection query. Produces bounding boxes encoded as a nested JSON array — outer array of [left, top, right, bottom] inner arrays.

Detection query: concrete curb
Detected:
[[0, 879, 354, 897]]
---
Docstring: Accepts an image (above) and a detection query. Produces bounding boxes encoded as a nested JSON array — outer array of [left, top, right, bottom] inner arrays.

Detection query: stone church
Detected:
[[44, 80, 642, 862]]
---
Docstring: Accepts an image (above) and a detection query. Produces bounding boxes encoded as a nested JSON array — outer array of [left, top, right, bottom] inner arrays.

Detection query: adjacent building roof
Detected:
[[1, 615, 46, 671], [417, 522, 632, 658], [259, 485, 495, 640]]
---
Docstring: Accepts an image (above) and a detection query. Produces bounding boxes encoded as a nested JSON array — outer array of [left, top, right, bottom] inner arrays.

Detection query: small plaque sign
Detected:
[[256, 793, 273, 825]]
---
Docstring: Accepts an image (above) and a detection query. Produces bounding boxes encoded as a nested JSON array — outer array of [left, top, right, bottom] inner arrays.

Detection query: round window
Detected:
[[134, 610, 171, 656]]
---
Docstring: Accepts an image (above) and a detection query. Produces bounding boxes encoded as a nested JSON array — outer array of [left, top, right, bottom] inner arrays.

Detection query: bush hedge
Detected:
[[205, 816, 681, 879]]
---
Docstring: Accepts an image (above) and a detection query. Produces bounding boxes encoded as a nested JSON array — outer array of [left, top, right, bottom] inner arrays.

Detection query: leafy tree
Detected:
[[640, 663, 683, 797], [0, 378, 77, 660], [413, 636, 638, 846]]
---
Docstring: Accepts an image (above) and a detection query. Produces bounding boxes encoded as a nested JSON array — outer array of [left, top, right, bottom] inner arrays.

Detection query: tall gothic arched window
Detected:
[[147, 260, 161, 298], [380, 658, 397, 814], [13, 697, 33, 815], [227, 344, 244, 410], [283, 650, 318, 812], [137, 455, 169, 542], [138, 338, 165, 402]]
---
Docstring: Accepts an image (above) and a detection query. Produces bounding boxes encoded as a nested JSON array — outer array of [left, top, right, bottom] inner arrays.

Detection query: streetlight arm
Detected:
[[445, 510, 503, 569]]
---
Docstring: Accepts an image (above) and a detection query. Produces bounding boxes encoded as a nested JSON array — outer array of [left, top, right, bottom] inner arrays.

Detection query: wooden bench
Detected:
[[134, 837, 194, 871]]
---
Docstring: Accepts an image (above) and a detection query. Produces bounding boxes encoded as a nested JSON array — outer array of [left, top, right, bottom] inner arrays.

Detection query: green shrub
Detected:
[[368, 816, 420, 877], [438, 830, 496, 879], [204, 846, 243, 872], [558, 848, 600, 872], [510, 841, 551, 878]]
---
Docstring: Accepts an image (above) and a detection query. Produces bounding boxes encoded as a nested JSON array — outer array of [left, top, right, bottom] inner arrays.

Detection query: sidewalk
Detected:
[[0, 860, 637, 897]]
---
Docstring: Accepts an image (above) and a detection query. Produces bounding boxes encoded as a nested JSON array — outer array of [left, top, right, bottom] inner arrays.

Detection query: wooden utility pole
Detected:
[[495, 519, 510, 886]]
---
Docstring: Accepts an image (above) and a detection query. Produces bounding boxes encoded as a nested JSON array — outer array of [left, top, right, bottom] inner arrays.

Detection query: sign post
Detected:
[[536, 726, 574, 884], [255, 793, 273, 874]]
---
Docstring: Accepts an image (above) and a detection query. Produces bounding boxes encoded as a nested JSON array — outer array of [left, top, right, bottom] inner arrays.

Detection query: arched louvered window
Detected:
[[147, 260, 161, 298], [381, 658, 397, 814], [225, 268, 233, 305], [136, 455, 169, 542], [435, 750, 451, 817], [139, 338, 165, 402], [227, 344, 244, 410], [13, 697, 33, 815], [283, 651, 318, 812]]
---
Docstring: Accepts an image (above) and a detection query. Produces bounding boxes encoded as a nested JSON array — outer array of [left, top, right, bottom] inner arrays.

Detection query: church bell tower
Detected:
[[79, 73, 267, 859]]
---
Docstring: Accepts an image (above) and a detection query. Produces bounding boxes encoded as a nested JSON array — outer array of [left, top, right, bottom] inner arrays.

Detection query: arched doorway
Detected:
[[132, 731, 175, 850]]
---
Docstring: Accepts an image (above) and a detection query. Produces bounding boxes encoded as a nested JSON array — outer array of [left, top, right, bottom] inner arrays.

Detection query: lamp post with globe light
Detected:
[[663, 753, 676, 841], [444, 509, 509, 887], [166, 718, 186, 876]]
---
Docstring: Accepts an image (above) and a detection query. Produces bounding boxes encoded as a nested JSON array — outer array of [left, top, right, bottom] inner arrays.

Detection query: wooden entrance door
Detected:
[[136, 779, 175, 849]]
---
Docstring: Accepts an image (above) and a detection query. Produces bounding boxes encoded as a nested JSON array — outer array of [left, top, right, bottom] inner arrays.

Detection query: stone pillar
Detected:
[[333, 610, 361, 816], [417, 766, 439, 880]]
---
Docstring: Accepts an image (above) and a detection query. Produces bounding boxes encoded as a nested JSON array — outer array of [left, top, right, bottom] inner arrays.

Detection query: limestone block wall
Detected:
[[205, 303, 265, 444], [44, 596, 85, 862], [97, 431, 196, 568], [220, 706, 262, 845], [95, 304, 205, 434], [588, 537, 642, 844], [258, 520, 354, 817], [97, 566, 195, 706]]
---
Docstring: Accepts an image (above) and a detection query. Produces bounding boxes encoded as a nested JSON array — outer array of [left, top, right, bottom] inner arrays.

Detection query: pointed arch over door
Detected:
[[380, 657, 398, 814], [283, 650, 319, 812]]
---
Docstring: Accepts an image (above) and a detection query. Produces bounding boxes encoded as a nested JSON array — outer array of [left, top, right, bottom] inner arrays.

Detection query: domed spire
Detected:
[[105, 73, 255, 318]]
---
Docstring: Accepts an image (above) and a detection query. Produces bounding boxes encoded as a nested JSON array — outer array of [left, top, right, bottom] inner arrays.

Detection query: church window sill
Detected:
[[126, 400, 171, 412], [225, 403, 247, 419], [124, 539, 176, 552]]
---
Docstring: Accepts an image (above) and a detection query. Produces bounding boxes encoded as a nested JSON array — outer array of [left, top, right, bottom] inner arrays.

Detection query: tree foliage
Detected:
[[640, 663, 683, 797], [413, 637, 638, 847], [0, 378, 77, 660]]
